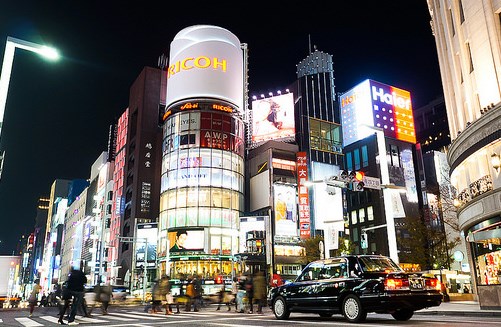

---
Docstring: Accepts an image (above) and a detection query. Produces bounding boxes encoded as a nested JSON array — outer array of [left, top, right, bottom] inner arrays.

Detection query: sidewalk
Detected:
[[416, 301, 501, 316]]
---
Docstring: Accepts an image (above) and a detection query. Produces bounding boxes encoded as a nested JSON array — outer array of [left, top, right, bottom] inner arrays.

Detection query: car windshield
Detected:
[[358, 256, 402, 273]]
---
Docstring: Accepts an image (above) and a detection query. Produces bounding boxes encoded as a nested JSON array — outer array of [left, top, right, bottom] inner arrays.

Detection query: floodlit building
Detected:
[[427, 0, 501, 308]]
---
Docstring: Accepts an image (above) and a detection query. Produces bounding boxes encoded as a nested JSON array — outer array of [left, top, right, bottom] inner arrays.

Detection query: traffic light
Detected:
[[350, 171, 365, 191]]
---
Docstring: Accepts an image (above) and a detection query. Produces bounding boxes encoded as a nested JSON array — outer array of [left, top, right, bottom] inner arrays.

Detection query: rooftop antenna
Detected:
[[308, 34, 312, 54]]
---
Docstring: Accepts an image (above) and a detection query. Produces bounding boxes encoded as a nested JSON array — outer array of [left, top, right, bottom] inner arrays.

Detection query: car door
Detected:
[[314, 259, 349, 308], [283, 262, 324, 309]]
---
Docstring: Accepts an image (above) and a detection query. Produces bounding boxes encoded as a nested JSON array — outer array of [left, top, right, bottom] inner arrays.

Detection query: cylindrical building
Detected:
[[158, 25, 245, 283]]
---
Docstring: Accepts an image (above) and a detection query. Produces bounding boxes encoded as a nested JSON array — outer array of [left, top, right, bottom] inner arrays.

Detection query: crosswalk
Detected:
[[1, 309, 269, 326]]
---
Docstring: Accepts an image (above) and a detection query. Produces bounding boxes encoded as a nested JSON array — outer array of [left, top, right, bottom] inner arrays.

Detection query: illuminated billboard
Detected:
[[340, 79, 416, 146], [135, 223, 158, 268], [273, 184, 298, 237], [165, 25, 244, 112], [168, 228, 205, 253], [251, 93, 295, 143]]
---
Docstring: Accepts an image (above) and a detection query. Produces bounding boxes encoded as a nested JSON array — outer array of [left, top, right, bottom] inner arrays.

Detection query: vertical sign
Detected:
[[296, 152, 311, 239]]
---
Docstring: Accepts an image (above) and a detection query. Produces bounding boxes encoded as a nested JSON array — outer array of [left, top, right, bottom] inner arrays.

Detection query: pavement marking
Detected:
[[110, 312, 166, 320], [99, 314, 136, 321], [76, 315, 109, 323], [40, 315, 60, 323], [14, 317, 44, 326]]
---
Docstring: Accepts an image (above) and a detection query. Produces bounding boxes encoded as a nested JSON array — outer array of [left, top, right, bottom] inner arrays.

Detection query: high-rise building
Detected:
[[158, 25, 245, 280], [117, 67, 163, 288], [427, 0, 501, 308]]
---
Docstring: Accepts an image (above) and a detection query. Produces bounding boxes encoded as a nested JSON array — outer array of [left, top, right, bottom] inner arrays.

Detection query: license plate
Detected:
[[409, 278, 423, 290]]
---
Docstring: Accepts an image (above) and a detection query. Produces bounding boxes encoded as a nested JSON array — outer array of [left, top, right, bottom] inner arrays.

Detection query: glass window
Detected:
[[351, 210, 357, 224], [186, 208, 198, 226], [354, 149, 360, 170], [359, 208, 365, 223], [211, 168, 222, 187], [361, 145, 369, 167], [175, 208, 186, 226], [198, 189, 211, 207], [346, 152, 353, 171], [367, 206, 374, 221]]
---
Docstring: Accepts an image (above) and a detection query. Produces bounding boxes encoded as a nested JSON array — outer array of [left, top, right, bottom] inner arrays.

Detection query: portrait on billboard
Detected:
[[273, 184, 298, 237], [168, 228, 205, 253], [251, 93, 295, 143]]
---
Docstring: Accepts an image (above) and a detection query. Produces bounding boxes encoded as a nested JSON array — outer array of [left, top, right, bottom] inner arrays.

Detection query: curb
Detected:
[[415, 310, 501, 317]]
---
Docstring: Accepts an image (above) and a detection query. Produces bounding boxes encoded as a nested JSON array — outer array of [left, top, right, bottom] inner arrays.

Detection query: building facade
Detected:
[[427, 0, 501, 308], [158, 25, 246, 281]]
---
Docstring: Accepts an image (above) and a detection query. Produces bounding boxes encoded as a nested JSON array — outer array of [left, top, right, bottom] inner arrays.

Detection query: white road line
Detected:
[[109, 312, 165, 320], [99, 314, 136, 321], [14, 317, 44, 326], [39, 315, 60, 323], [76, 315, 109, 323]]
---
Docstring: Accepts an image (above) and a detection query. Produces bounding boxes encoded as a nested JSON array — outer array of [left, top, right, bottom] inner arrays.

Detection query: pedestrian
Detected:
[[159, 275, 174, 315], [192, 274, 202, 311], [28, 279, 41, 317], [185, 276, 195, 311], [245, 274, 254, 314], [236, 275, 246, 313], [216, 283, 229, 311], [67, 266, 87, 325], [150, 279, 163, 314], [57, 282, 71, 325], [231, 277, 238, 311], [253, 270, 266, 314], [99, 283, 112, 314]]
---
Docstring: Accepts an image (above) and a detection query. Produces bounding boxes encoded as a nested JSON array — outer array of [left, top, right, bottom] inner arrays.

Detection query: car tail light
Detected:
[[384, 277, 410, 290], [424, 278, 441, 291]]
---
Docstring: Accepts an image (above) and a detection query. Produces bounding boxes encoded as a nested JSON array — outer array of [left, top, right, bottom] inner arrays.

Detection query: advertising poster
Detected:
[[168, 228, 205, 253], [296, 152, 311, 239], [273, 184, 298, 236], [135, 223, 158, 268], [251, 93, 295, 143]]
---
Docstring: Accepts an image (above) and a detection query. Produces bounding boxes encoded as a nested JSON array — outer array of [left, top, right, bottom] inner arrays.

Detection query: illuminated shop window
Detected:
[[351, 210, 357, 224], [367, 206, 374, 221], [309, 118, 342, 153], [359, 208, 365, 223]]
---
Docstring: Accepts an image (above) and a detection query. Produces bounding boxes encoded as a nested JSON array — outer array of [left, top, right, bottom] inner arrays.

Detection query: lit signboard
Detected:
[[135, 223, 158, 268], [168, 228, 205, 254], [165, 25, 244, 112], [296, 152, 311, 239], [340, 79, 416, 146], [273, 184, 298, 237], [251, 93, 295, 143]]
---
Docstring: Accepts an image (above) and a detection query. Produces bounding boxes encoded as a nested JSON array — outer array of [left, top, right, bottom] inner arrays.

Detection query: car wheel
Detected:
[[319, 313, 333, 317], [391, 308, 414, 321], [273, 296, 290, 320], [342, 294, 367, 323]]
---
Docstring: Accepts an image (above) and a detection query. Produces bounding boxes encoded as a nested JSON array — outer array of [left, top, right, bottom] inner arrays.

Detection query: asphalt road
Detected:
[[1, 304, 501, 326]]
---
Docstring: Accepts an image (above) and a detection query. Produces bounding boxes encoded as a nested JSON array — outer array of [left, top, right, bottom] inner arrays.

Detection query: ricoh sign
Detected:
[[165, 25, 244, 113], [340, 79, 416, 146]]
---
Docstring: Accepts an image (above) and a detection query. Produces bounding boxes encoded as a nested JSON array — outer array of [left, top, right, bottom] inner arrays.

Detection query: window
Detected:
[[390, 145, 399, 167], [458, 0, 465, 24], [466, 43, 474, 73], [361, 145, 369, 167], [449, 9, 455, 36], [351, 210, 357, 224], [346, 152, 353, 171], [354, 149, 360, 170]]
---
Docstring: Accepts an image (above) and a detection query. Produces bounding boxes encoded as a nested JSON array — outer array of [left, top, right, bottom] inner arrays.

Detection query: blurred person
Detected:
[[230, 276, 238, 311], [99, 283, 112, 314], [28, 279, 41, 317], [159, 275, 174, 315], [67, 266, 87, 325], [57, 282, 71, 325], [245, 274, 254, 314], [216, 283, 231, 311], [253, 270, 266, 314], [236, 275, 246, 313]]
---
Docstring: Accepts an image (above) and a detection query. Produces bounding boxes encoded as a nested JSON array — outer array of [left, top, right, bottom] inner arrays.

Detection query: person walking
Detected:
[[57, 282, 71, 325], [216, 283, 230, 311], [99, 283, 112, 314], [28, 279, 41, 317], [159, 275, 174, 315], [253, 270, 266, 314], [236, 275, 246, 313], [150, 279, 163, 314], [245, 274, 254, 314], [230, 277, 238, 311], [67, 266, 87, 325]]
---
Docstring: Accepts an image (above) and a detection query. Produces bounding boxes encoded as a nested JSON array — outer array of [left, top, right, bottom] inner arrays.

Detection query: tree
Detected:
[[298, 235, 356, 264]]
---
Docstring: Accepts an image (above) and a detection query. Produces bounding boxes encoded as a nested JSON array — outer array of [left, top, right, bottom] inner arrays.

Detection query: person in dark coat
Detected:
[[245, 274, 254, 314], [57, 282, 71, 325], [67, 267, 87, 325]]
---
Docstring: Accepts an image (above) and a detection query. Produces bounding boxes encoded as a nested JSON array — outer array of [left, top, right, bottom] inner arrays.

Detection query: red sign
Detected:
[[296, 152, 311, 239]]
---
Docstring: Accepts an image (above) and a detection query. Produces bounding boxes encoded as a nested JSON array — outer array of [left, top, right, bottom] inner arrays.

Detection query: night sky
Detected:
[[0, 1, 442, 255]]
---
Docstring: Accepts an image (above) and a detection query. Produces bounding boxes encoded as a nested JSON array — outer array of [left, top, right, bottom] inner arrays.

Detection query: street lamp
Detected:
[[0, 36, 59, 176]]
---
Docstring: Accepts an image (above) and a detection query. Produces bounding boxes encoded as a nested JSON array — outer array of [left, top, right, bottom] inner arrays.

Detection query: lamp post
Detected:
[[0, 36, 59, 176]]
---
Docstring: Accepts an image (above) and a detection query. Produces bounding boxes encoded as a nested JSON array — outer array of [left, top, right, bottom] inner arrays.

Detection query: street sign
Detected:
[[362, 176, 381, 190]]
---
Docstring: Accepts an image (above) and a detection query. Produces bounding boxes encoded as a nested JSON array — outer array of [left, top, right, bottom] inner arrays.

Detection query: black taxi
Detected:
[[267, 254, 442, 323]]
